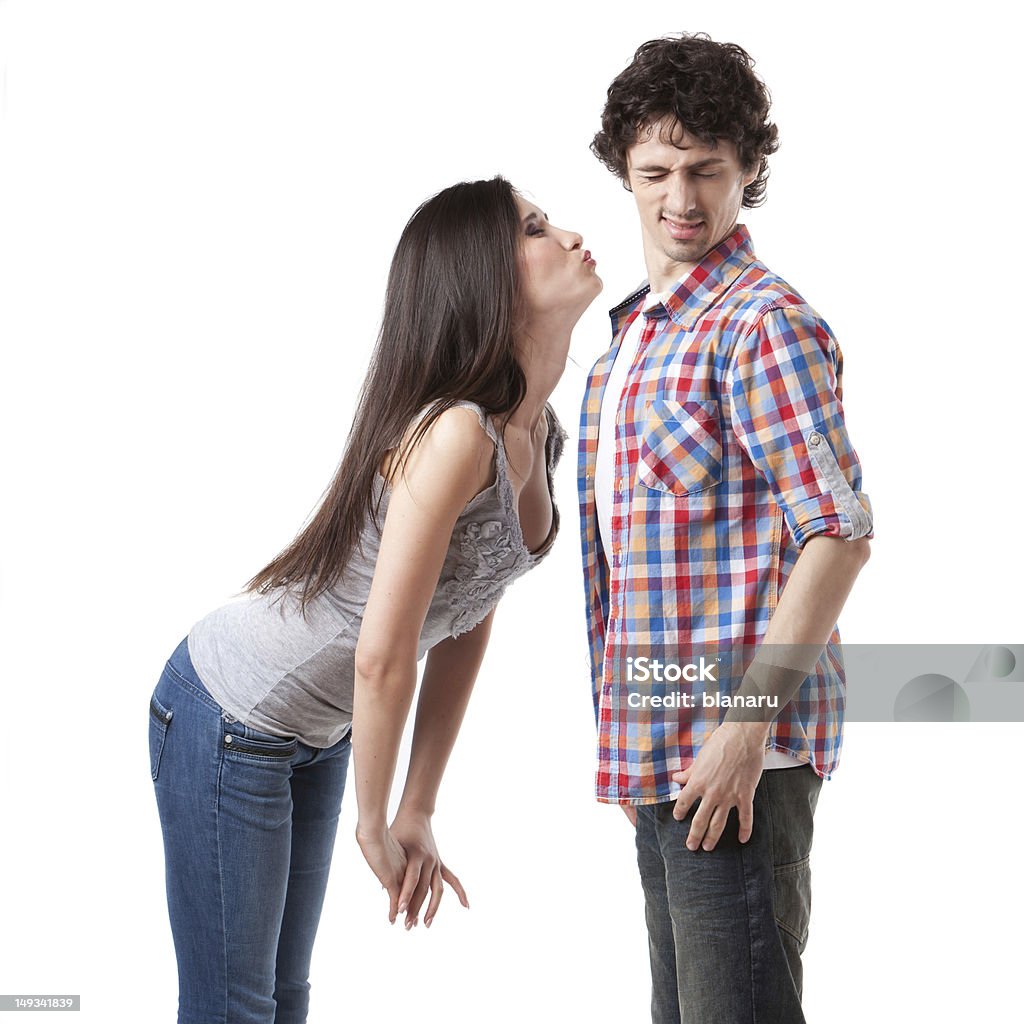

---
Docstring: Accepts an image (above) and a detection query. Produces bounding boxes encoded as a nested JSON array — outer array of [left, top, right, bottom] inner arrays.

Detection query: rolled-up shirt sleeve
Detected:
[[727, 301, 873, 547]]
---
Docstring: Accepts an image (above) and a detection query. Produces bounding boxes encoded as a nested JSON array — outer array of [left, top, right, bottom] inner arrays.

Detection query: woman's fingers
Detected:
[[357, 834, 405, 924], [440, 862, 469, 909], [404, 864, 432, 929], [397, 857, 423, 922], [423, 867, 444, 928], [386, 875, 401, 925]]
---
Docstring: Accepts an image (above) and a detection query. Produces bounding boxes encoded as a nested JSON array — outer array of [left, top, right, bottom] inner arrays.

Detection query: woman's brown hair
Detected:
[[244, 176, 527, 614]]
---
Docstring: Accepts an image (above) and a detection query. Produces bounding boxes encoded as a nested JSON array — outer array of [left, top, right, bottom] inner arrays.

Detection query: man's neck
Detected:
[[642, 222, 739, 293], [647, 257, 698, 296]]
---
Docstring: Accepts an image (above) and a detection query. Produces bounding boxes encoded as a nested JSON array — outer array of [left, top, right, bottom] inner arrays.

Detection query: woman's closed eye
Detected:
[[523, 210, 551, 237]]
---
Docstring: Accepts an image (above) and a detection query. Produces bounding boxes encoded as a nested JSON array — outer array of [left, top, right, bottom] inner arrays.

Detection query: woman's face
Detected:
[[515, 196, 602, 325]]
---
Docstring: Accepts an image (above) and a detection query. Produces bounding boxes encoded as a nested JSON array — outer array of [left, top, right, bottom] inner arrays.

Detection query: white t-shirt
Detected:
[[595, 290, 800, 771]]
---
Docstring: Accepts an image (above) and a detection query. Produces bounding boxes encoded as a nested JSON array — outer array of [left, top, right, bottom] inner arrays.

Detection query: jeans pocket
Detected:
[[773, 856, 812, 950], [222, 720, 299, 762], [149, 691, 174, 781]]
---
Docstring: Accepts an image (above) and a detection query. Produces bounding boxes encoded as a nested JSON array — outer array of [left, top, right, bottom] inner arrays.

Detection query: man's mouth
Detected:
[[662, 216, 704, 240]]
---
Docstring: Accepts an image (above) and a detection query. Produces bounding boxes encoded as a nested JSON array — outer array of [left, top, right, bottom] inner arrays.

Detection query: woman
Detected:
[[148, 176, 602, 1024]]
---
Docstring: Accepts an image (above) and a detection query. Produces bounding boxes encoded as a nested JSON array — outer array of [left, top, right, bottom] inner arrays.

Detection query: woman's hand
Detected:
[[355, 825, 409, 924], [388, 812, 469, 929]]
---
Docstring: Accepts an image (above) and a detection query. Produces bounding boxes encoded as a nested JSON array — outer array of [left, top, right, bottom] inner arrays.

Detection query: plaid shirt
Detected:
[[577, 225, 873, 805]]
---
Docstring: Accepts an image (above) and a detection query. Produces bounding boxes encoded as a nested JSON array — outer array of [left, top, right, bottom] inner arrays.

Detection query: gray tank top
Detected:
[[187, 400, 568, 748]]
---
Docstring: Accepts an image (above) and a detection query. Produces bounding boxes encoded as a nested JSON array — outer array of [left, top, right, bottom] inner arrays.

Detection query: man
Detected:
[[579, 34, 873, 1023]]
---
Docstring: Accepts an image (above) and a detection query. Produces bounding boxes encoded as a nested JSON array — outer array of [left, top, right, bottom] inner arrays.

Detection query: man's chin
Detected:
[[663, 240, 712, 266]]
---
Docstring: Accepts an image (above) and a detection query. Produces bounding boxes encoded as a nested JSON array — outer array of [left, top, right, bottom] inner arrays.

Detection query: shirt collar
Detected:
[[609, 224, 757, 330]]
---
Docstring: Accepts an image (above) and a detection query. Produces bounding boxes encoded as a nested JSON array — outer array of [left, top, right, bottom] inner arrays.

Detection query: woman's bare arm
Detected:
[[396, 608, 495, 819], [351, 406, 494, 923], [381, 608, 496, 926]]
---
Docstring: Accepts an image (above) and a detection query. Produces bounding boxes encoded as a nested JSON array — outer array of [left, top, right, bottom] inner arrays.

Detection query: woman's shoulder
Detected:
[[384, 400, 498, 505], [410, 399, 498, 453]]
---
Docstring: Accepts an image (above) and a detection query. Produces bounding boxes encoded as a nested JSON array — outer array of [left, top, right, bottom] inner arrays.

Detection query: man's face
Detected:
[[625, 117, 757, 291]]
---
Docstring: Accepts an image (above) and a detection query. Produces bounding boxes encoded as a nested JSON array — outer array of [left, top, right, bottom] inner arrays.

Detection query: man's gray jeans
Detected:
[[635, 763, 822, 1023]]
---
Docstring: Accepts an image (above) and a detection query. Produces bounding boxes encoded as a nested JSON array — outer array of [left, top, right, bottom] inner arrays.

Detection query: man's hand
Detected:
[[670, 722, 769, 851], [620, 804, 638, 827]]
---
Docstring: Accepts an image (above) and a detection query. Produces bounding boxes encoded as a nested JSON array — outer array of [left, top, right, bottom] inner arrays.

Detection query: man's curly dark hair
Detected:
[[592, 33, 779, 207]]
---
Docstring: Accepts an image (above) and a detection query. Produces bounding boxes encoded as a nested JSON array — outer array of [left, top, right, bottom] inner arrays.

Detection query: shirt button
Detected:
[[808, 432, 822, 447]]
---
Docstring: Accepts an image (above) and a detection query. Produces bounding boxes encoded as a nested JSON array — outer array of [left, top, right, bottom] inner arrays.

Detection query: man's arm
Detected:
[[671, 300, 874, 850], [671, 534, 870, 850]]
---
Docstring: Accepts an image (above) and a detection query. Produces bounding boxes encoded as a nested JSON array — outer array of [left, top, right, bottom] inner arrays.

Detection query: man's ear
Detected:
[[741, 164, 759, 189]]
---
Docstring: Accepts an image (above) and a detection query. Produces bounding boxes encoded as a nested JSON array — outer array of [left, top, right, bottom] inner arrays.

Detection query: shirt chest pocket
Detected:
[[637, 399, 723, 496]]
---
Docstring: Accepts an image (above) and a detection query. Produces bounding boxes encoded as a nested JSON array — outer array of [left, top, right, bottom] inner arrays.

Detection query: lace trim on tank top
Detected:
[[397, 399, 568, 639]]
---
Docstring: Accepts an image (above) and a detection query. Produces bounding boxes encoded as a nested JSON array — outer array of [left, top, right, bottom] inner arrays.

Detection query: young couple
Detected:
[[149, 33, 873, 1024]]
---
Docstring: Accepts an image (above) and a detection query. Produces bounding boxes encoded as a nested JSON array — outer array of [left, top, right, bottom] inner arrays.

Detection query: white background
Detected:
[[2, 2, 1022, 1021]]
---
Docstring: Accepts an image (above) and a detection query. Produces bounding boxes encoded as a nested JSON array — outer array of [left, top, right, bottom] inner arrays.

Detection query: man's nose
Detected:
[[664, 172, 696, 217]]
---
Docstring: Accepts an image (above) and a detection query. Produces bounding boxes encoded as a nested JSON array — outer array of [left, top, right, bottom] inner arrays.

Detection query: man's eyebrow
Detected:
[[632, 156, 727, 173]]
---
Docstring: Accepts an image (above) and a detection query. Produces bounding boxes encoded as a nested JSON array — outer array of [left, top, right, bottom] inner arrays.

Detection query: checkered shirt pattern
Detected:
[[577, 225, 873, 805]]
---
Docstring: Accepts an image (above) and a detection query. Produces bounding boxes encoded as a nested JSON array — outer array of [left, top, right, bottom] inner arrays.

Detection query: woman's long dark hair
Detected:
[[244, 176, 527, 613]]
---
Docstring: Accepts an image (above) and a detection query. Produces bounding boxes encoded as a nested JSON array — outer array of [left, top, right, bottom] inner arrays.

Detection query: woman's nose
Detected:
[[560, 228, 583, 250]]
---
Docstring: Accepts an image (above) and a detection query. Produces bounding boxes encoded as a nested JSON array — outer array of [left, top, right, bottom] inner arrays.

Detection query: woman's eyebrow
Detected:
[[522, 211, 551, 225]]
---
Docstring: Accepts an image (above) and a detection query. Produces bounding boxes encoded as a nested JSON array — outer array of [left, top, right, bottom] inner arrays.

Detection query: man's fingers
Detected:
[[738, 798, 755, 843], [440, 863, 469, 908], [672, 785, 699, 822], [701, 804, 731, 852], [686, 798, 713, 850], [423, 868, 444, 928], [621, 804, 638, 827]]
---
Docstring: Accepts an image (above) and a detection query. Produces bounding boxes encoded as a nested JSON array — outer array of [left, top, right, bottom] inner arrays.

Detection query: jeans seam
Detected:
[[215, 743, 228, 1023], [773, 855, 810, 875], [756, 785, 779, 1024], [164, 657, 220, 712], [738, 838, 759, 1024], [774, 916, 805, 946]]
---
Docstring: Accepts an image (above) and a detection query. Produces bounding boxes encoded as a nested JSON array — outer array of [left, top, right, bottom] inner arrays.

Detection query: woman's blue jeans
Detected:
[[149, 637, 352, 1024]]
